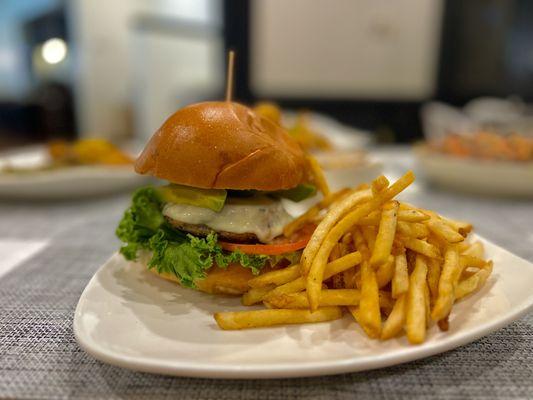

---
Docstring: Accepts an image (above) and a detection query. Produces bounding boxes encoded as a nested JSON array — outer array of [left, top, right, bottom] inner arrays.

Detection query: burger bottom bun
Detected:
[[150, 263, 258, 295]]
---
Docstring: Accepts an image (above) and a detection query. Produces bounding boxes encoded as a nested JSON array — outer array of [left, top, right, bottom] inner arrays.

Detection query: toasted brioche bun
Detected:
[[135, 101, 307, 191], [151, 263, 256, 295]]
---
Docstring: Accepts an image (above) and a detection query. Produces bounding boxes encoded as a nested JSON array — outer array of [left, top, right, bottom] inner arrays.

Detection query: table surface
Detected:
[[1, 147, 532, 400]]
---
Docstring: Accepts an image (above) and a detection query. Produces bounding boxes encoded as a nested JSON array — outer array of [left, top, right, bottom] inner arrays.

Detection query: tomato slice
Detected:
[[219, 225, 315, 255]]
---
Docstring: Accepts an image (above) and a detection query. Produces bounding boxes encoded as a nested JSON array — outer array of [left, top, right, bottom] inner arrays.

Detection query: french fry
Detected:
[[352, 227, 370, 259], [214, 307, 343, 330], [263, 278, 306, 299], [392, 253, 409, 298], [329, 243, 342, 261], [361, 225, 377, 252], [213, 171, 491, 345], [403, 237, 441, 259], [242, 285, 276, 306], [379, 290, 394, 314], [341, 231, 353, 249], [283, 188, 352, 237], [426, 257, 441, 303], [343, 267, 357, 289], [265, 251, 362, 299], [371, 175, 390, 196], [457, 241, 471, 253], [398, 209, 430, 223], [381, 294, 407, 340], [247, 264, 301, 288], [424, 282, 431, 328], [426, 219, 464, 243], [461, 241, 485, 258], [358, 261, 382, 338], [282, 207, 319, 237], [370, 201, 399, 268], [459, 255, 486, 269], [376, 255, 395, 288], [306, 154, 330, 197], [405, 255, 428, 344], [431, 246, 460, 321], [455, 261, 493, 300], [301, 189, 372, 275], [359, 209, 429, 226], [307, 172, 415, 311], [427, 232, 449, 256], [397, 221, 429, 239], [266, 289, 361, 308], [348, 306, 383, 338], [357, 211, 381, 226], [441, 217, 472, 236]]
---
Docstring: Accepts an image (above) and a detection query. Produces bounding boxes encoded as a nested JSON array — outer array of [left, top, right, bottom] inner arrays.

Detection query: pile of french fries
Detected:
[[214, 171, 493, 344]]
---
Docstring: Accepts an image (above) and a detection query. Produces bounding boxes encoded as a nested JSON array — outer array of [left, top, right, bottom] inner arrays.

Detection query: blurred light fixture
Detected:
[[41, 38, 67, 64]]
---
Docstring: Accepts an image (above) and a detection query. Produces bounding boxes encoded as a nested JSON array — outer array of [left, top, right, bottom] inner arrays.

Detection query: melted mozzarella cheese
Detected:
[[162, 196, 293, 243]]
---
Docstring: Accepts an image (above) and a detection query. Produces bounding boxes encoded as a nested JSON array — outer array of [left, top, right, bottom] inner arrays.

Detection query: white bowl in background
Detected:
[[415, 146, 533, 197]]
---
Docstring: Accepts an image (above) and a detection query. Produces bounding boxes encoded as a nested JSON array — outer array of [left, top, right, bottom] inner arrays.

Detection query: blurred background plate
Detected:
[[415, 146, 533, 197], [0, 146, 151, 200], [283, 112, 373, 150]]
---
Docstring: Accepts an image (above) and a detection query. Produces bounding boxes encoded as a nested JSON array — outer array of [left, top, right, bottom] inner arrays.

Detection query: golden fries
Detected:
[[242, 285, 276, 306], [403, 237, 441, 259], [456, 261, 493, 300], [307, 172, 415, 311], [214, 307, 343, 330], [461, 241, 485, 258], [301, 189, 372, 275], [371, 175, 389, 195], [431, 247, 460, 321], [392, 253, 409, 298], [266, 289, 361, 308], [262, 251, 362, 300], [376, 255, 395, 288], [306, 154, 331, 197], [426, 257, 441, 303], [406, 255, 428, 344], [398, 209, 430, 223], [426, 219, 464, 243], [247, 264, 301, 288], [370, 201, 399, 267], [381, 294, 407, 340], [214, 171, 493, 346], [358, 261, 382, 338]]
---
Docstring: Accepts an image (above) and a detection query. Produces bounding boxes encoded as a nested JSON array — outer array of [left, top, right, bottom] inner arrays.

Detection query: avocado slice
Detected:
[[157, 184, 227, 212], [273, 183, 317, 202]]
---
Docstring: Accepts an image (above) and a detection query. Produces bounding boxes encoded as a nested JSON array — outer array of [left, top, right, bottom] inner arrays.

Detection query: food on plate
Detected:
[[1, 138, 132, 174], [116, 101, 328, 295], [48, 138, 133, 166], [214, 171, 493, 344], [427, 131, 533, 162], [254, 102, 333, 152]]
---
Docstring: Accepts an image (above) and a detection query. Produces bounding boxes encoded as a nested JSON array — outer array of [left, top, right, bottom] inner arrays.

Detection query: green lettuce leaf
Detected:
[[115, 187, 271, 287], [116, 187, 164, 259]]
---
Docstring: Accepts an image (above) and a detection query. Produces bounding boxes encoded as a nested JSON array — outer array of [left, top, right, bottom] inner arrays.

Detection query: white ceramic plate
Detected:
[[0, 147, 151, 199], [74, 236, 533, 379], [415, 146, 533, 197]]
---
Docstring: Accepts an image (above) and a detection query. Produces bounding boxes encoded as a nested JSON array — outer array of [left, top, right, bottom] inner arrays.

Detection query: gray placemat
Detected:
[[1, 151, 533, 399]]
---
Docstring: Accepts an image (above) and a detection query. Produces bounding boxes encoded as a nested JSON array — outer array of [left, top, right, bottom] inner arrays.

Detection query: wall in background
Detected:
[[68, 0, 222, 140], [250, 0, 443, 100]]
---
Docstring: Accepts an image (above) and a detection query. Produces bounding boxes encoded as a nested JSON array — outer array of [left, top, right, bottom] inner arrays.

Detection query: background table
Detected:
[[1, 148, 532, 399]]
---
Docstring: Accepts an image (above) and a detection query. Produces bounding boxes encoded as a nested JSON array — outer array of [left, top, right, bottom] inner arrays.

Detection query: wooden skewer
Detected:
[[225, 50, 235, 102]]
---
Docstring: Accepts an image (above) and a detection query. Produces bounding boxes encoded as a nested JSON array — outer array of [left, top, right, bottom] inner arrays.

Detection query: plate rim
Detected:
[[74, 237, 533, 379]]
